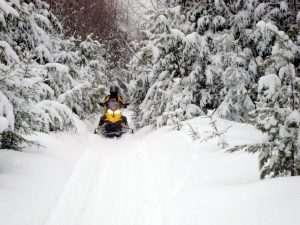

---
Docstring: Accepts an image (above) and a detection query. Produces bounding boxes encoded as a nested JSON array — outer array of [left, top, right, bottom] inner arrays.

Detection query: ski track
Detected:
[[44, 135, 163, 225]]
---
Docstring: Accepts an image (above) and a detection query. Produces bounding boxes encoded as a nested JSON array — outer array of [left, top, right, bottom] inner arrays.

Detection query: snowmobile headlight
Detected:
[[107, 109, 114, 115], [114, 109, 121, 114]]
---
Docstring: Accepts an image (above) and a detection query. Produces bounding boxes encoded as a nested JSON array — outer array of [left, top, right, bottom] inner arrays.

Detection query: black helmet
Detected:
[[110, 85, 119, 97]]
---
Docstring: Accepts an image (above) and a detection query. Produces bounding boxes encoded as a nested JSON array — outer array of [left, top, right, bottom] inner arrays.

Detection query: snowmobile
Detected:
[[95, 99, 132, 138]]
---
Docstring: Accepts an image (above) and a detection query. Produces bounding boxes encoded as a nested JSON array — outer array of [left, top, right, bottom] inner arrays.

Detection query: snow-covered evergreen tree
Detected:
[[0, 0, 108, 149], [251, 31, 300, 178], [131, 0, 299, 179], [131, 6, 203, 128], [231, 70, 300, 178], [182, 32, 211, 111], [131, 0, 295, 127], [230, 18, 300, 178], [57, 34, 108, 120], [217, 48, 255, 122]]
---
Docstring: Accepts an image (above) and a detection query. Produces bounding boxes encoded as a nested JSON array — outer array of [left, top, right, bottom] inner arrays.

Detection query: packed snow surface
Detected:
[[0, 113, 299, 225]]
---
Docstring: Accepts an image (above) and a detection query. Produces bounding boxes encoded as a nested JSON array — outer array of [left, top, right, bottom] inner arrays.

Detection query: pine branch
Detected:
[[186, 122, 200, 140], [199, 110, 231, 147], [173, 120, 183, 131], [0, 130, 43, 151], [227, 143, 271, 154], [124, 41, 153, 70]]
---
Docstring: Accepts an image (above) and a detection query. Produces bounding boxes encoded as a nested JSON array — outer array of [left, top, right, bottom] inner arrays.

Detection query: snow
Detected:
[[0, 40, 20, 65], [0, 12, 6, 27], [287, 110, 300, 124], [197, 15, 211, 28], [279, 63, 296, 79], [152, 46, 160, 62], [45, 63, 69, 74], [35, 44, 54, 63], [258, 74, 281, 100], [169, 6, 181, 15], [280, 1, 288, 12], [184, 32, 198, 45], [0, 113, 299, 225], [0, 90, 14, 131], [34, 13, 52, 29], [35, 100, 76, 132], [0, 133, 83, 225], [254, 3, 267, 19], [0, 0, 19, 17], [213, 15, 226, 28], [0, 117, 9, 132]]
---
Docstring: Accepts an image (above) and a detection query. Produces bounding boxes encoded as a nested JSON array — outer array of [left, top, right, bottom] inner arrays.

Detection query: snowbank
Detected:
[[0, 114, 299, 225], [0, 133, 84, 225]]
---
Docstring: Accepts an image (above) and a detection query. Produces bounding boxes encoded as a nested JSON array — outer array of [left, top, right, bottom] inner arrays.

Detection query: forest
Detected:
[[0, 1, 300, 224]]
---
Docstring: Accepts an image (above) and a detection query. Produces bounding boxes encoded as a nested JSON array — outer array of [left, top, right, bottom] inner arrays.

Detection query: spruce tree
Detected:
[[0, 0, 108, 149], [230, 18, 300, 178]]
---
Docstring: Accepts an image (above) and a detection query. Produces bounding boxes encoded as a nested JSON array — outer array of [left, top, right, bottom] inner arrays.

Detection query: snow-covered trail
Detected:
[[1, 116, 300, 225], [45, 135, 163, 225]]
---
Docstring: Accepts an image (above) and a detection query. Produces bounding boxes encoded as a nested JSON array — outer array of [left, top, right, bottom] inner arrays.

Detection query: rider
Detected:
[[98, 85, 128, 127]]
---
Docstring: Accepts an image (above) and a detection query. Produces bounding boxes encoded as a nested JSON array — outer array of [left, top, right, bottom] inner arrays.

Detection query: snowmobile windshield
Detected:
[[107, 100, 121, 110]]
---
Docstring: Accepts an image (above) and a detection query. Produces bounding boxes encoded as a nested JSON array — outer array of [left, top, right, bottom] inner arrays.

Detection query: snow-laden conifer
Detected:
[[217, 48, 255, 121], [0, 0, 108, 149], [230, 22, 300, 178], [132, 6, 203, 128]]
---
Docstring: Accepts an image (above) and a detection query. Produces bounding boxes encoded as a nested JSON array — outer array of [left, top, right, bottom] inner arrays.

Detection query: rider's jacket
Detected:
[[102, 95, 125, 107]]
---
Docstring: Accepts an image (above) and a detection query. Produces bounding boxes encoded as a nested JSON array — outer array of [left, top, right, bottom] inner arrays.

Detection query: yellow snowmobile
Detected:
[[95, 99, 131, 137]]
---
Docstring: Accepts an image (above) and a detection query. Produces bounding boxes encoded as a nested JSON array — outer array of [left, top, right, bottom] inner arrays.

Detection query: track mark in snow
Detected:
[[45, 147, 103, 225], [128, 141, 163, 225], [44, 136, 163, 225]]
